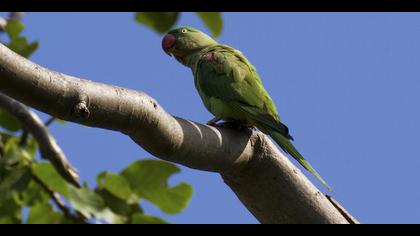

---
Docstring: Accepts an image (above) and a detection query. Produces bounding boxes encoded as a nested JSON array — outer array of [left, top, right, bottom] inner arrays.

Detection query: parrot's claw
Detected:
[[207, 116, 222, 126], [211, 121, 255, 132], [206, 121, 217, 126]]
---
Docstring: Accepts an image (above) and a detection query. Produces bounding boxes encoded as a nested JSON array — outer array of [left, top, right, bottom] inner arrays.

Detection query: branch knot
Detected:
[[74, 101, 90, 118]]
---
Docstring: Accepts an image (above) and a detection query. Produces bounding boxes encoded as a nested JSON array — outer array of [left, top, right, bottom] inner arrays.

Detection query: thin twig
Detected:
[[44, 117, 56, 127], [32, 174, 86, 223], [0, 93, 80, 187], [19, 128, 29, 147], [0, 140, 3, 159], [21, 117, 55, 146], [20, 117, 56, 146]]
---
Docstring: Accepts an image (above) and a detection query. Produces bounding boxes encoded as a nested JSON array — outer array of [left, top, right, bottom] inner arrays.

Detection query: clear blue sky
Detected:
[[7, 12, 420, 223]]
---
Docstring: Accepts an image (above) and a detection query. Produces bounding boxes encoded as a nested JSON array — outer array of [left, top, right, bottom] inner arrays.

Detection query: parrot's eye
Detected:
[[181, 29, 188, 33]]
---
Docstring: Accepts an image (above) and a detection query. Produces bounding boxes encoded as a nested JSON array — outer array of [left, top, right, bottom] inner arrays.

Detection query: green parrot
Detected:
[[162, 27, 331, 190]]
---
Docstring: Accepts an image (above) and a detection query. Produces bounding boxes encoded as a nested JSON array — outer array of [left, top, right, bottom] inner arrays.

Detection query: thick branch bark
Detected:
[[0, 43, 356, 224], [0, 93, 80, 187]]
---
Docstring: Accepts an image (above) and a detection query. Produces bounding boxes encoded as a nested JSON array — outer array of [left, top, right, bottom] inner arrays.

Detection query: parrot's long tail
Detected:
[[268, 131, 332, 191]]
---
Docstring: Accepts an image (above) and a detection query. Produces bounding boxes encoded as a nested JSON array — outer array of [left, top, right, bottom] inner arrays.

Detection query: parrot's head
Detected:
[[162, 27, 217, 66]]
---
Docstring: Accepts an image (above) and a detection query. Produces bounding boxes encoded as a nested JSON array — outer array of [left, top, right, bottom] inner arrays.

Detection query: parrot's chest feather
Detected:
[[207, 97, 245, 122], [203, 52, 224, 69], [192, 49, 247, 121]]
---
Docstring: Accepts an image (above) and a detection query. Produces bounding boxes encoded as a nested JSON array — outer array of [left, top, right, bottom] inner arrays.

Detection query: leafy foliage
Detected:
[[1, 143, 192, 224], [135, 12, 179, 34], [131, 213, 169, 224], [195, 13, 223, 38], [135, 12, 223, 38], [0, 16, 197, 224], [0, 108, 21, 132], [26, 203, 69, 224], [4, 20, 39, 58], [122, 160, 192, 214], [1, 130, 192, 224]]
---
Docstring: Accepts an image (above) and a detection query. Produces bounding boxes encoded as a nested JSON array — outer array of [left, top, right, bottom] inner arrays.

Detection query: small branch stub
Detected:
[[74, 101, 90, 119]]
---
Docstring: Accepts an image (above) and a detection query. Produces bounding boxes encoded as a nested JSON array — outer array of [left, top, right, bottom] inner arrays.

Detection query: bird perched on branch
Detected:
[[162, 27, 331, 191]]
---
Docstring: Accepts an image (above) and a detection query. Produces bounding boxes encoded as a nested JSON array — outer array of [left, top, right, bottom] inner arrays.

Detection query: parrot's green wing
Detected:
[[194, 45, 291, 138], [230, 103, 293, 140], [193, 45, 331, 190]]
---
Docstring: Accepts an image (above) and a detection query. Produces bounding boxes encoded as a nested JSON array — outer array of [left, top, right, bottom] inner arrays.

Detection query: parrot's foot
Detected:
[[206, 116, 222, 126], [206, 117, 255, 132], [213, 121, 255, 132]]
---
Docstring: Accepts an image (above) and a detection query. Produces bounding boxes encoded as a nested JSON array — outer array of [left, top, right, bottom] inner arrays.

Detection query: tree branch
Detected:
[[0, 93, 80, 187], [32, 174, 86, 223], [0, 42, 356, 224], [44, 117, 56, 127]]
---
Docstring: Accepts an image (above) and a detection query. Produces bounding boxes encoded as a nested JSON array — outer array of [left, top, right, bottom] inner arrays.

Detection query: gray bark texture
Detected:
[[0, 43, 358, 224]]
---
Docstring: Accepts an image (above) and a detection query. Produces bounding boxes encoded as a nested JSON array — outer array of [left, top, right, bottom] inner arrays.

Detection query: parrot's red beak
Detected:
[[162, 34, 176, 56]]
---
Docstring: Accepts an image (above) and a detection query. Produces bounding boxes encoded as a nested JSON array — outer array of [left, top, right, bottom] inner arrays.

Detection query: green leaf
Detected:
[[55, 118, 67, 124], [24, 137, 38, 161], [135, 12, 179, 34], [0, 197, 22, 224], [4, 19, 39, 58], [16, 180, 49, 206], [26, 165, 127, 223], [32, 162, 69, 198], [122, 160, 193, 214], [158, 183, 193, 214], [19, 41, 39, 58], [96, 188, 142, 218], [97, 172, 132, 201], [0, 166, 31, 204], [68, 185, 126, 224], [26, 202, 68, 224], [196, 12, 223, 38], [0, 108, 21, 132], [131, 213, 168, 224], [7, 37, 39, 58], [5, 20, 24, 40], [2, 137, 23, 166], [0, 131, 13, 142], [0, 137, 34, 169], [68, 185, 104, 218]]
